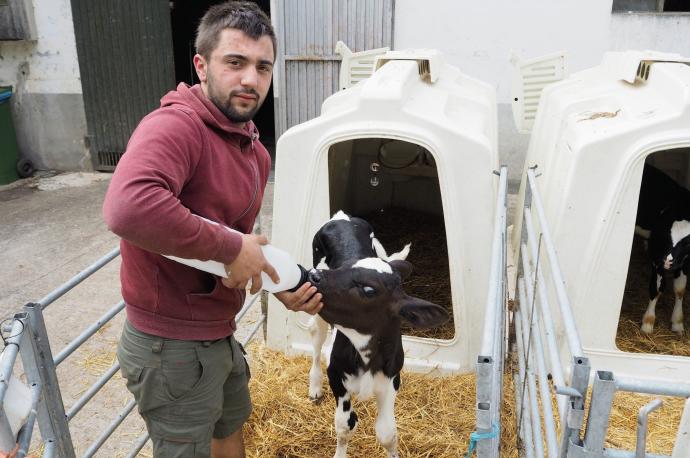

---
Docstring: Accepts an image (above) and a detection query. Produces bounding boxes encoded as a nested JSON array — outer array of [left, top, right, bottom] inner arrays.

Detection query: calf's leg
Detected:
[[329, 371, 357, 458], [374, 374, 400, 458], [308, 315, 330, 401], [642, 271, 664, 334], [672, 269, 687, 335]]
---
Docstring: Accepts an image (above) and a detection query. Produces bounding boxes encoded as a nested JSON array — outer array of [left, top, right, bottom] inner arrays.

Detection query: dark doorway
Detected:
[[170, 0, 276, 160]]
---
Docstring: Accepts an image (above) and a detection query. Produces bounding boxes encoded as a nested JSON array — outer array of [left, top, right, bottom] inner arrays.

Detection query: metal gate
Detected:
[[0, 248, 265, 457], [272, 0, 395, 137], [71, 0, 175, 171], [508, 167, 690, 458]]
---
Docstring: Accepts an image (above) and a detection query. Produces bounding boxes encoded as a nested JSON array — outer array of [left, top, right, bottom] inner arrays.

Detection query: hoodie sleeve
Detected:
[[103, 108, 242, 265]]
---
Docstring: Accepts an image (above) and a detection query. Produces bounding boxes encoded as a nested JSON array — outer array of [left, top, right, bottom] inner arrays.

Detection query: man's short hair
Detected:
[[195, 1, 276, 60]]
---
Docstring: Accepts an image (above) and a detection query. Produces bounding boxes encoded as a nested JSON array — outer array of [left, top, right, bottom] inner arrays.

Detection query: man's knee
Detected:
[[211, 428, 245, 458]]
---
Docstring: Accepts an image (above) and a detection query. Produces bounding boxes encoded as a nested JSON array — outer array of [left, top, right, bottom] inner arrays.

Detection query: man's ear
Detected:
[[389, 260, 413, 280], [193, 54, 208, 83]]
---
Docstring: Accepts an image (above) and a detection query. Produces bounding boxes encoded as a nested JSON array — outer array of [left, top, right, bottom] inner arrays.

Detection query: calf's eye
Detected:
[[362, 286, 376, 297]]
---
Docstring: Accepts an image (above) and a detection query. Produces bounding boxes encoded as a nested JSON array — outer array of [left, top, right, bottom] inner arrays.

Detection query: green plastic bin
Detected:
[[0, 86, 20, 185]]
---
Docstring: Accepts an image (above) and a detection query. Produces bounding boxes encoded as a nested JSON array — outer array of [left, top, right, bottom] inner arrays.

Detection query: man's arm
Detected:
[[103, 109, 241, 265]]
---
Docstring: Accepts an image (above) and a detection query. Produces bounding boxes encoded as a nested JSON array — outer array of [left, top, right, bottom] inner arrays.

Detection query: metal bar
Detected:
[[476, 167, 508, 458], [17, 313, 57, 458], [475, 359, 494, 458], [559, 356, 590, 458], [519, 242, 566, 413], [672, 398, 690, 458], [240, 314, 266, 347], [235, 293, 261, 324], [66, 362, 120, 421], [514, 307, 535, 458], [0, 317, 27, 405], [526, 168, 584, 356], [616, 376, 690, 398], [520, 236, 570, 428], [43, 440, 56, 458], [489, 172, 507, 457], [125, 432, 150, 458], [81, 398, 136, 458], [522, 211, 566, 391], [583, 371, 616, 454], [54, 300, 125, 366], [38, 248, 120, 310], [517, 304, 545, 458], [480, 167, 508, 356], [22, 303, 75, 458], [636, 399, 663, 458], [519, 279, 558, 458], [16, 382, 41, 458]]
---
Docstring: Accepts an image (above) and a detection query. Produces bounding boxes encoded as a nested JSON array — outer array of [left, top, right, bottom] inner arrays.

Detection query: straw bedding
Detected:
[[244, 344, 518, 458], [616, 234, 690, 356], [364, 208, 455, 340]]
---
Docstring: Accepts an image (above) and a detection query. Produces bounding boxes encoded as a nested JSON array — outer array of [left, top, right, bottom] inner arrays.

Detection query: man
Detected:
[[102, 2, 321, 457]]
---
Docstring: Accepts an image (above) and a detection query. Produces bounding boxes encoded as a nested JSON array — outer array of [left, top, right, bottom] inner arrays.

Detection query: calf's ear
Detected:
[[312, 232, 329, 267], [398, 298, 449, 329], [389, 260, 413, 280]]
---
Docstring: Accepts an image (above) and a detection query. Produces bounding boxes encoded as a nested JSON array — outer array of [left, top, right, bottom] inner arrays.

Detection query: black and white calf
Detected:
[[307, 211, 447, 458], [635, 164, 690, 334]]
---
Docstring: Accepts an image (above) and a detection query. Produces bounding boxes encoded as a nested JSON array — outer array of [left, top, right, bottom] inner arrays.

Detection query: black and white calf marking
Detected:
[[306, 211, 447, 458], [635, 164, 690, 335]]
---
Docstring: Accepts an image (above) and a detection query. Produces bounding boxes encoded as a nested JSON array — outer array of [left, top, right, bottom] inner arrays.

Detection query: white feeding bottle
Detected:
[[163, 216, 309, 293]]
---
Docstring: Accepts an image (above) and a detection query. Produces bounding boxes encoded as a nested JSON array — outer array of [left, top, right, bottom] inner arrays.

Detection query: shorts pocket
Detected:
[[161, 348, 205, 401]]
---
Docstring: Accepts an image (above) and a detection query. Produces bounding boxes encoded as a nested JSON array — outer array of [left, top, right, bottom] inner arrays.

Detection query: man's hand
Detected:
[[222, 234, 279, 294], [274, 282, 323, 315]]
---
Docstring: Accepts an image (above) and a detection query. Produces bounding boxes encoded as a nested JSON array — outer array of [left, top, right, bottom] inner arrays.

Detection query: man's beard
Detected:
[[207, 73, 264, 124]]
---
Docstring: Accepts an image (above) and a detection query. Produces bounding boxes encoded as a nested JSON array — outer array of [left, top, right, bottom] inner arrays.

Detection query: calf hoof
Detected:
[[309, 393, 324, 405], [309, 385, 323, 403], [672, 322, 685, 336], [641, 315, 655, 334], [640, 322, 655, 334]]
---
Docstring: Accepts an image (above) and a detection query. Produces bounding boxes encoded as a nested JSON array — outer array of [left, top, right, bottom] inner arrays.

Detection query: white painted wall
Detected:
[[0, 0, 82, 94], [393, 0, 613, 104]]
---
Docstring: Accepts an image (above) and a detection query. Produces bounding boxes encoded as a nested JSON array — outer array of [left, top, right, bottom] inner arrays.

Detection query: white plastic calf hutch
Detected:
[[513, 50, 690, 383], [266, 49, 499, 374]]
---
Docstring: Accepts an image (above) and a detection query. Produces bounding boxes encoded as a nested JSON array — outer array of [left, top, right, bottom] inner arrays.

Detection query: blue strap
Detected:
[[0, 90, 11, 103], [465, 422, 500, 457]]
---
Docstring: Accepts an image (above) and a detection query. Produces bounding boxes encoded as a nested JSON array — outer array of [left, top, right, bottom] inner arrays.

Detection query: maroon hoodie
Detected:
[[103, 83, 271, 340]]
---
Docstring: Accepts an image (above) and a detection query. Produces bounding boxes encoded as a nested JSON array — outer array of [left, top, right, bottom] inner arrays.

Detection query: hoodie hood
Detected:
[[160, 83, 259, 142]]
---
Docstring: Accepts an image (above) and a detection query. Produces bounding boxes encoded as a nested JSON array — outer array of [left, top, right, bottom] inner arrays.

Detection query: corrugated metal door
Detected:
[[71, 0, 175, 171], [273, 0, 394, 137]]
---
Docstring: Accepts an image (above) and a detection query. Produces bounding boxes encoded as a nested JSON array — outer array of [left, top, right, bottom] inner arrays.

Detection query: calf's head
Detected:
[[312, 212, 375, 268], [308, 258, 449, 334]]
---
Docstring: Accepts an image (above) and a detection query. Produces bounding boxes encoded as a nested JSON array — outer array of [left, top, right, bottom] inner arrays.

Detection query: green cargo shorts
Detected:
[[117, 320, 252, 458]]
